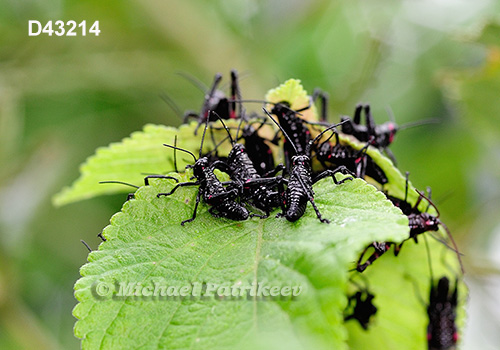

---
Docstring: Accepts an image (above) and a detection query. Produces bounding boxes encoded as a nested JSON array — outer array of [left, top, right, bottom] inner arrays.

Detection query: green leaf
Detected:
[[53, 122, 232, 206], [73, 171, 409, 350], [335, 134, 434, 213], [345, 236, 466, 350], [265, 79, 318, 122]]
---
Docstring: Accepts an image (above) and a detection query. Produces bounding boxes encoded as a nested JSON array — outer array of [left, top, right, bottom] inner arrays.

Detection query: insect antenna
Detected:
[[175, 71, 207, 92], [199, 114, 210, 158], [81, 240, 92, 253], [385, 105, 396, 123], [426, 186, 432, 212], [437, 222, 465, 274], [159, 92, 183, 120], [99, 181, 139, 189], [415, 189, 464, 274], [263, 108, 299, 154], [398, 118, 441, 131], [305, 119, 348, 155], [163, 144, 197, 163], [235, 109, 246, 141], [424, 234, 435, 283], [212, 111, 234, 145], [415, 189, 440, 218]]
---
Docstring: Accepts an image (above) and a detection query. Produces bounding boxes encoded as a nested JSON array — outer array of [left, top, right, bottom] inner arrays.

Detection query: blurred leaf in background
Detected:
[[1, 0, 500, 349]]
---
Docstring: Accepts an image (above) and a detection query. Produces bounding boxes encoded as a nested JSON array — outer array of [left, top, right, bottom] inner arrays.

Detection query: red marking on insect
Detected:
[[355, 157, 362, 164], [267, 149, 272, 154], [208, 195, 212, 199], [453, 332, 459, 342], [389, 124, 396, 143], [427, 333, 432, 341], [230, 111, 236, 119], [425, 220, 433, 226], [328, 154, 332, 159]]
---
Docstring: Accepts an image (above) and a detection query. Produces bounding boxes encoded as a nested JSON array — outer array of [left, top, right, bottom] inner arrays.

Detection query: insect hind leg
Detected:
[[313, 166, 355, 185]]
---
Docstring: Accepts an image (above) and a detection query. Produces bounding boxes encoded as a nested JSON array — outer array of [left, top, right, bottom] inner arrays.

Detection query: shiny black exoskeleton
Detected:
[[386, 173, 443, 247], [355, 173, 463, 273], [344, 289, 378, 330], [314, 130, 389, 185], [238, 120, 276, 176], [270, 101, 312, 172], [265, 108, 354, 223], [310, 94, 388, 184], [184, 70, 241, 134], [355, 242, 393, 273], [341, 103, 398, 163], [157, 119, 249, 225], [211, 117, 284, 217], [427, 277, 458, 350]]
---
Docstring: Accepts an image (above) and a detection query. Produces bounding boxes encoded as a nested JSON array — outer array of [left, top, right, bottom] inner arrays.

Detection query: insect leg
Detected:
[[364, 104, 376, 134], [356, 242, 391, 272], [353, 104, 363, 124], [312, 88, 329, 122], [309, 198, 329, 224], [183, 111, 199, 124], [276, 177, 288, 218], [313, 166, 355, 185], [229, 69, 240, 119], [384, 148, 397, 165], [261, 163, 285, 178], [181, 190, 202, 226], [144, 175, 179, 186], [208, 206, 223, 218], [209, 188, 239, 202], [293, 171, 329, 223], [210, 160, 231, 173], [157, 181, 198, 197]]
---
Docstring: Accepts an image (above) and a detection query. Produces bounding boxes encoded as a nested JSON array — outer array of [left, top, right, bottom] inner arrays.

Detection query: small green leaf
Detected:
[[265, 79, 318, 121], [73, 172, 409, 350], [53, 122, 231, 206]]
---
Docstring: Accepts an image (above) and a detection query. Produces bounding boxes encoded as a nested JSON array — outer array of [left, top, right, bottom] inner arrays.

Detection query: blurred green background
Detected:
[[1, 0, 500, 349]]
